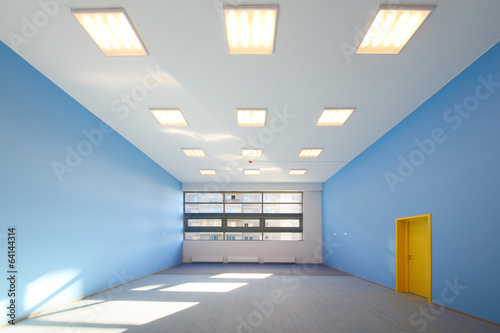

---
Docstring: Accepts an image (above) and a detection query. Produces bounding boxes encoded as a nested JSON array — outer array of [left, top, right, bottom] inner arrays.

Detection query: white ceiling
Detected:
[[1, 0, 500, 184]]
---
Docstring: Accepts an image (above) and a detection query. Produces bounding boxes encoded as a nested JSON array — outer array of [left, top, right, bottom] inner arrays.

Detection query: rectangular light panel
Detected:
[[183, 149, 206, 158], [224, 5, 278, 55], [356, 6, 433, 54], [299, 149, 323, 158], [237, 109, 267, 127], [316, 108, 354, 126], [289, 169, 307, 176], [199, 170, 216, 175], [72, 8, 148, 56], [151, 109, 188, 126], [244, 169, 261, 175], [242, 149, 263, 158]]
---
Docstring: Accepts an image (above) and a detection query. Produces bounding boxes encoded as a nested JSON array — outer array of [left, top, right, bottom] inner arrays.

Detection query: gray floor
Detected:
[[4, 264, 500, 332]]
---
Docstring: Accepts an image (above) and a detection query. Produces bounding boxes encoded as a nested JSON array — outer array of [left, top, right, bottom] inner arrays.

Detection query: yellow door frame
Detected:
[[395, 213, 432, 303]]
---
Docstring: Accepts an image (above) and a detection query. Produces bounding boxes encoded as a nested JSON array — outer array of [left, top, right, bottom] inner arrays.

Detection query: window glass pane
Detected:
[[185, 232, 223, 240], [225, 193, 262, 203], [185, 203, 223, 213], [225, 204, 262, 213], [265, 219, 300, 228], [263, 193, 302, 203], [263, 232, 302, 241], [225, 232, 263, 240], [227, 219, 260, 227], [263, 204, 302, 214], [184, 191, 303, 241], [185, 193, 223, 203], [187, 219, 222, 227]]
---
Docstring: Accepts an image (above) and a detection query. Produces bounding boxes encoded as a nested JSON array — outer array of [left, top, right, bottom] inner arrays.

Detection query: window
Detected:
[[263, 232, 303, 241], [185, 192, 223, 203], [185, 204, 224, 213], [265, 219, 300, 228], [185, 232, 224, 241], [225, 193, 262, 202], [225, 232, 263, 241], [263, 193, 302, 203], [187, 219, 222, 227], [184, 192, 303, 241], [263, 204, 302, 214], [225, 204, 262, 213], [227, 219, 260, 227], [184, 193, 223, 213]]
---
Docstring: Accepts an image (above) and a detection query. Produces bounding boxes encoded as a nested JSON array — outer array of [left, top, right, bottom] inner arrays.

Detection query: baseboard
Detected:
[[429, 301, 500, 328]]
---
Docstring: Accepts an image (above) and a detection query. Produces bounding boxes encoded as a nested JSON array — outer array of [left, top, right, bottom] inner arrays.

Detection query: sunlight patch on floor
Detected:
[[160, 282, 247, 292], [33, 301, 199, 326], [210, 273, 273, 279], [129, 284, 167, 291], [2, 323, 126, 333]]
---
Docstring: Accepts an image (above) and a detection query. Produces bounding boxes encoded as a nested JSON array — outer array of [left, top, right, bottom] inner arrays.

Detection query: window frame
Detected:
[[184, 191, 303, 241]]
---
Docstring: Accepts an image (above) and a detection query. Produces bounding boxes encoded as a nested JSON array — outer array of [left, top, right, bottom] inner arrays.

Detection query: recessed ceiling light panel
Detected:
[[237, 109, 267, 127], [316, 108, 354, 126], [242, 149, 263, 158], [244, 169, 261, 175], [224, 5, 278, 55], [183, 149, 206, 157], [72, 8, 148, 56], [356, 5, 434, 54], [199, 170, 217, 175], [289, 169, 307, 175], [299, 149, 323, 158], [151, 109, 188, 126]]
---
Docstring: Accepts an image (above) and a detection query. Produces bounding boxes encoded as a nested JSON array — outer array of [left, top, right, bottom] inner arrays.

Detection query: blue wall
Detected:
[[0, 41, 183, 323], [323, 41, 500, 324]]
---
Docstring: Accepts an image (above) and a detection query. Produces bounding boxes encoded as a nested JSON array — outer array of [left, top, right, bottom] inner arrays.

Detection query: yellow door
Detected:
[[408, 218, 430, 298]]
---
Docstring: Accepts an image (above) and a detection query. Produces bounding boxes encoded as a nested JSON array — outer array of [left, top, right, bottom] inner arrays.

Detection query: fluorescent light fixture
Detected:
[[199, 169, 217, 175], [289, 169, 307, 175], [237, 109, 267, 127], [183, 149, 206, 157], [299, 149, 323, 158], [161, 283, 247, 293], [357, 5, 434, 54], [151, 109, 188, 126], [224, 5, 278, 54], [242, 149, 263, 158], [72, 8, 148, 56], [244, 169, 261, 175], [316, 108, 354, 126]]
